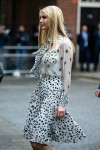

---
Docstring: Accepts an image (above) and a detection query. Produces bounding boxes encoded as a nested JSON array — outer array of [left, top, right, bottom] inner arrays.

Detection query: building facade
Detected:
[[0, 0, 100, 68], [0, 0, 78, 43]]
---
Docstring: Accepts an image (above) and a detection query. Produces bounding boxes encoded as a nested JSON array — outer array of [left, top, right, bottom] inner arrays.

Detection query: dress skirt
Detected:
[[24, 76, 85, 144]]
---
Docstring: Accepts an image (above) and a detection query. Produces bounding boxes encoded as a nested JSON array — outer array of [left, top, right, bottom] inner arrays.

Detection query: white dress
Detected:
[[24, 36, 85, 144]]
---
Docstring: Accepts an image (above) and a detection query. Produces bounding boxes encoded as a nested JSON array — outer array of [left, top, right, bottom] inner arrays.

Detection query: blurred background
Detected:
[[0, 0, 100, 76]]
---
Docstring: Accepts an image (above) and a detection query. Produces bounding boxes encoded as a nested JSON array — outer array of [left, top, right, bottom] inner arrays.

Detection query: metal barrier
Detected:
[[0, 46, 38, 75]]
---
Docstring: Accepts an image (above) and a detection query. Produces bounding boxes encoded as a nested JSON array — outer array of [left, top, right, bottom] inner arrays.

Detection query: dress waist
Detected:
[[40, 73, 62, 78]]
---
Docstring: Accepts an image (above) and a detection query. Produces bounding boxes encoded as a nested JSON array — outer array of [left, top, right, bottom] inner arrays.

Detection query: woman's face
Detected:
[[39, 10, 49, 30]]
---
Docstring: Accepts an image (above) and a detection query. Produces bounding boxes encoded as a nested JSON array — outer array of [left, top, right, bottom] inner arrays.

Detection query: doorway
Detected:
[[81, 7, 100, 62]]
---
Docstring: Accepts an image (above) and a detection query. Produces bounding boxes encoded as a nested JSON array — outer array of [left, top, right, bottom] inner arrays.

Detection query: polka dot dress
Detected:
[[24, 36, 86, 144]]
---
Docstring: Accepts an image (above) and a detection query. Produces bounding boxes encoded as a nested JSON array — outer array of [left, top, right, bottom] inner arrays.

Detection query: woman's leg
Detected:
[[30, 141, 37, 150], [41, 144, 53, 150], [30, 141, 53, 150]]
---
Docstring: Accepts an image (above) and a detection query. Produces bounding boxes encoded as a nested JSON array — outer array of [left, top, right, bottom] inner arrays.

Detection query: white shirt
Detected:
[[30, 36, 73, 106]]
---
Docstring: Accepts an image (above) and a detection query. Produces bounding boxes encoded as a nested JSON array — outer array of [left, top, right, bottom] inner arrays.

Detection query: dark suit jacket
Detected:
[[94, 30, 100, 46], [98, 84, 100, 89], [77, 32, 90, 63], [77, 32, 90, 49]]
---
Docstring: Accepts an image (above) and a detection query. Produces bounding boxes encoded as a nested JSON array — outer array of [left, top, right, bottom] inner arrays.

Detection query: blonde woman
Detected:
[[24, 5, 85, 150]]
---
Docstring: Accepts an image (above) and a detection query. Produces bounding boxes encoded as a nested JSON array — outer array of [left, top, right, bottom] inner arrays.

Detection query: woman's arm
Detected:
[[59, 38, 73, 107], [56, 38, 73, 118], [30, 55, 41, 78]]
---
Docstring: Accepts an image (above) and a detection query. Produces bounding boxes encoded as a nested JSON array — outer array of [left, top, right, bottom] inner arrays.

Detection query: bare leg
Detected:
[[30, 141, 53, 150], [30, 141, 37, 150], [41, 144, 53, 150]]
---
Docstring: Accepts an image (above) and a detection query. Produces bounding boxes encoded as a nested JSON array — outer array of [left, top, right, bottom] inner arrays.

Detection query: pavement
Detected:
[[0, 70, 100, 150], [11, 69, 100, 81], [72, 70, 100, 81]]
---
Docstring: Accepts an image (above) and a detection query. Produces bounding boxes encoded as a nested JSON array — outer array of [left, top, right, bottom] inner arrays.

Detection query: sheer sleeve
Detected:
[[59, 38, 73, 107], [30, 55, 41, 78]]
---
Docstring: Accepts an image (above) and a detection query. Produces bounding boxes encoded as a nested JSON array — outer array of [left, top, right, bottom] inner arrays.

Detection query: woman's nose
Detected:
[[40, 17, 43, 23]]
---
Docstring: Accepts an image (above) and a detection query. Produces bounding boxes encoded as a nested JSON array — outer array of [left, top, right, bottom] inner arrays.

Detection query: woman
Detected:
[[24, 5, 85, 150]]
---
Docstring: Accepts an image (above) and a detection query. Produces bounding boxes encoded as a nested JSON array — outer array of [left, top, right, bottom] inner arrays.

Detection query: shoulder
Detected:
[[60, 37, 74, 54]]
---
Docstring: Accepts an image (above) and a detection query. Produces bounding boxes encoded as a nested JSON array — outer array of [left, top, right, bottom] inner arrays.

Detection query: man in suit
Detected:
[[93, 23, 100, 71], [95, 84, 100, 97], [78, 25, 90, 71]]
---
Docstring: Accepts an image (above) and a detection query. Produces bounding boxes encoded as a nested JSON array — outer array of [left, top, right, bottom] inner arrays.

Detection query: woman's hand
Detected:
[[56, 106, 65, 118], [95, 89, 100, 97]]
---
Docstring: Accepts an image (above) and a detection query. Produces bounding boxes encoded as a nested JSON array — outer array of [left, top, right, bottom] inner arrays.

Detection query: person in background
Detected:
[[93, 23, 100, 71], [24, 5, 85, 150], [13, 25, 29, 76], [0, 64, 3, 83], [95, 84, 100, 97], [0, 25, 9, 70], [32, 24, 38, 47], [78, 25, 90, 72]]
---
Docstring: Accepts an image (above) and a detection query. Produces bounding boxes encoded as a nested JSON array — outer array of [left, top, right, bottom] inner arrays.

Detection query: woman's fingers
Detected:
[[56, 106, 65, 118], [95, 89, 100, 97]]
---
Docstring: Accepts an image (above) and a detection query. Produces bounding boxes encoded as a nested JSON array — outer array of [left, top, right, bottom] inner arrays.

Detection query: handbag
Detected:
[[0, 65, 3, 83]]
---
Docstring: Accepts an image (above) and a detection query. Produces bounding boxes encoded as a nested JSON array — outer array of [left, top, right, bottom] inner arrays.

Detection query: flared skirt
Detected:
[[24, 76, 85, 144]]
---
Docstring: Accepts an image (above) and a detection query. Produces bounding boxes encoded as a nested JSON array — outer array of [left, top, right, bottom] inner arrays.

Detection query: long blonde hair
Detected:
[[38, 5, 75, 53]]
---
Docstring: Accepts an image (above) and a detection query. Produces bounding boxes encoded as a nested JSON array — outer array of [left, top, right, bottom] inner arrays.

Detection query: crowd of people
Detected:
[[0, 24, 38, 76], [0, 22, 100, 76]]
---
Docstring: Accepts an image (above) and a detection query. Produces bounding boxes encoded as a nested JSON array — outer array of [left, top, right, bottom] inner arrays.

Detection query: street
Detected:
[[0, 76, 100, 150]]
